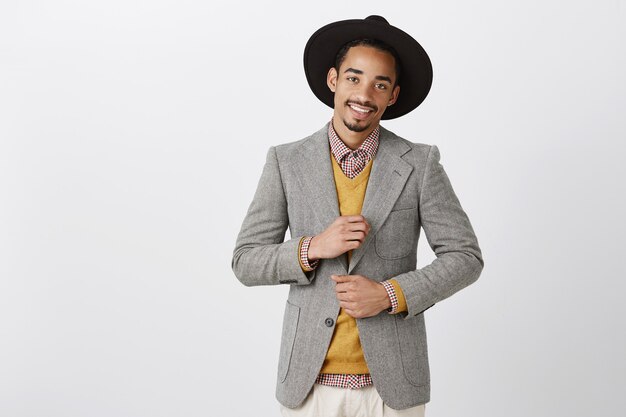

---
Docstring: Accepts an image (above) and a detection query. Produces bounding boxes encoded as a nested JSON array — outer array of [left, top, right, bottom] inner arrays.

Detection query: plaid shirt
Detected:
[[298, 120, 400, 389]]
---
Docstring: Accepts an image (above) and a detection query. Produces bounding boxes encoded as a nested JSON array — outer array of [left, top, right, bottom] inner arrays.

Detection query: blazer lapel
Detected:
[[294, 123, 347, 271], [293, 123, 413, 275], [348, 126, 413, 274]]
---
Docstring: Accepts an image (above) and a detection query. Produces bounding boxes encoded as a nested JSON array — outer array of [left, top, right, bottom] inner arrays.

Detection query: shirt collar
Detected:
[[328, 119, 380, 162]]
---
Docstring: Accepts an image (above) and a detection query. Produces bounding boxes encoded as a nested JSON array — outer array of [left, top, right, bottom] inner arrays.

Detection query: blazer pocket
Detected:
[[395, 315, 430, 387], [277, 300, 300, 383], [375, 207, 417, 260]]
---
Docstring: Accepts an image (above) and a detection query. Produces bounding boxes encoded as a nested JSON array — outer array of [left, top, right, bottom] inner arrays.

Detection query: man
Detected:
[[231, 15, 484, 416]]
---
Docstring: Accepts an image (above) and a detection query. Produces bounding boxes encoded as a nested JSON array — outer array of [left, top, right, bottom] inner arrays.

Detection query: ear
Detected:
[[388, 85, 400, 106], [327, 67, 338, 93]]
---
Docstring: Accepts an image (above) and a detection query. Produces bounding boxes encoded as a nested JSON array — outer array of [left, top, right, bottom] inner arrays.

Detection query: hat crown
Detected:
[[303, 15, 433, 119], [364, 15, 389, 24]]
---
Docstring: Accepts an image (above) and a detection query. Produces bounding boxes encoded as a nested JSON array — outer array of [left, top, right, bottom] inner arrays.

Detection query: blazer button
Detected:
[[324, 318, 334, 327]]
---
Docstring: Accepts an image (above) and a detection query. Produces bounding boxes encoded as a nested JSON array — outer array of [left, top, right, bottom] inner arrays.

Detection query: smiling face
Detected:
[[327, 45, 400, 138]]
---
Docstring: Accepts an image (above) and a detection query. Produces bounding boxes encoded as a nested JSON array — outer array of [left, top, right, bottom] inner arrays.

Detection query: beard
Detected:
[[342, 99, 378, 132], [342, 118, 371, 133]]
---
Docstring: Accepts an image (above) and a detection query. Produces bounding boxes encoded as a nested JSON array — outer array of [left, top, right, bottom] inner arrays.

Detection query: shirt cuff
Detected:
[[298, 236, 319, 272], [382, 279, 408, 314]]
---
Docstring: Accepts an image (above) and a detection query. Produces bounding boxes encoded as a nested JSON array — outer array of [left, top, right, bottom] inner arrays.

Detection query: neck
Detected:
[[331, 115, 378, 150]]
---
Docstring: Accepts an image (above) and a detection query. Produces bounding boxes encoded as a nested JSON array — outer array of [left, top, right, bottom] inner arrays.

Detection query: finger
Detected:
[[331, 274, 354, 283], [343, 214, 365, 223], [336, 292, 353, 302], [342, 307, 363, 319], [334, 282, 349, 293], [343, 240, 361, 252], [335, 280, 359, 293], [339, 301, 356, 310], [334, 274, 361, 282], [346, 221, 368, 232], [346, 231, 367, 243]]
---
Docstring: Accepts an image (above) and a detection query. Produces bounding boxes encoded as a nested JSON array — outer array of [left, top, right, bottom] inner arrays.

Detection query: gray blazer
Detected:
[[231, 122, 484, 410]]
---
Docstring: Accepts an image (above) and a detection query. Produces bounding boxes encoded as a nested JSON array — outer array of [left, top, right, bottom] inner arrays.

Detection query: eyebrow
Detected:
[[343, 67, 392, 84]]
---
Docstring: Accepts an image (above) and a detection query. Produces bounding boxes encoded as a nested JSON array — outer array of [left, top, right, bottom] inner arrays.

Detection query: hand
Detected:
[[331, 274, 391, 319], [308, 215, 370, 260]]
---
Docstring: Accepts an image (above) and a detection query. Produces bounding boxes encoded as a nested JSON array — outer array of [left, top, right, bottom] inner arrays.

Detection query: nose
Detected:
[[353, 83, 375, 107]]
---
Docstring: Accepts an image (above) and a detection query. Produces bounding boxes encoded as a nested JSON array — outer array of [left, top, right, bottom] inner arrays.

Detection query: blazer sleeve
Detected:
[[231, 146, 316, 286], [393, 145, 484, 318]]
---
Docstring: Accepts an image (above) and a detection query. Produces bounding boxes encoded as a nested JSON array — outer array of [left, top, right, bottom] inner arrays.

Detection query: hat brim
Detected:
[[304, 18, 433, 120]]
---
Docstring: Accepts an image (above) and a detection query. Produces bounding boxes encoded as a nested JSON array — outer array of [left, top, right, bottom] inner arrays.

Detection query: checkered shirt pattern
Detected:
[[294, 120, 401, 390], [299, 236, 319, 271], [315, 373, 374, 390], [381, 280, 399, 313], [327, 120, 380, 179]]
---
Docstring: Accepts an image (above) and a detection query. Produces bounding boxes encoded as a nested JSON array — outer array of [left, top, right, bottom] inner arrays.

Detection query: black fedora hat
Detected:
[[303, 15, 433, 120]]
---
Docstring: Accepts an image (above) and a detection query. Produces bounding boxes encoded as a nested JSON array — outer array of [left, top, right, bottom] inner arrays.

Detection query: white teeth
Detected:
[[350, 105, 371, 113]]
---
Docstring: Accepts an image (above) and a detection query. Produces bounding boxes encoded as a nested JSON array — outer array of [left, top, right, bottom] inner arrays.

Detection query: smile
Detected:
[[348, 104, 374, 114]]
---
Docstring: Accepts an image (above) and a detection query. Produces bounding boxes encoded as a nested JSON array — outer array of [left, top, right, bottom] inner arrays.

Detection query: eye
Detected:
[[375, 83, 387, 90], [347, 76, 358, 82]]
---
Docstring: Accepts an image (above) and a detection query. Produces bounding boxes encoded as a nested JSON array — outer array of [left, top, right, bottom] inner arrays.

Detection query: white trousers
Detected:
[[279, 383, 426, 417]]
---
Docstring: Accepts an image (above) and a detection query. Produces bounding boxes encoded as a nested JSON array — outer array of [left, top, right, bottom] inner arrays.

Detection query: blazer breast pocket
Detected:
[[375, 207, 417, 260], [277, 300, 300, 383]]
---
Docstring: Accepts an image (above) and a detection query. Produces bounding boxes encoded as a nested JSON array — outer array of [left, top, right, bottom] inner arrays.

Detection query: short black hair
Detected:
[[333, 38, 402, 87]]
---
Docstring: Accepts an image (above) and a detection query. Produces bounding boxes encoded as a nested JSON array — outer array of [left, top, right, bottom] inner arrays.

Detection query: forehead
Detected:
[[339, 45, 397, 79]]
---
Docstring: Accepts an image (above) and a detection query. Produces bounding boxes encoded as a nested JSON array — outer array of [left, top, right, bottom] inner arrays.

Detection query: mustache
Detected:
[[345, 99, 378, 112]]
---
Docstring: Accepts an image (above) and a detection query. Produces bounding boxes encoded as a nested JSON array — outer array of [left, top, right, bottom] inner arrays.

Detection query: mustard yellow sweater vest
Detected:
[[320, 153, 374, 374]]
